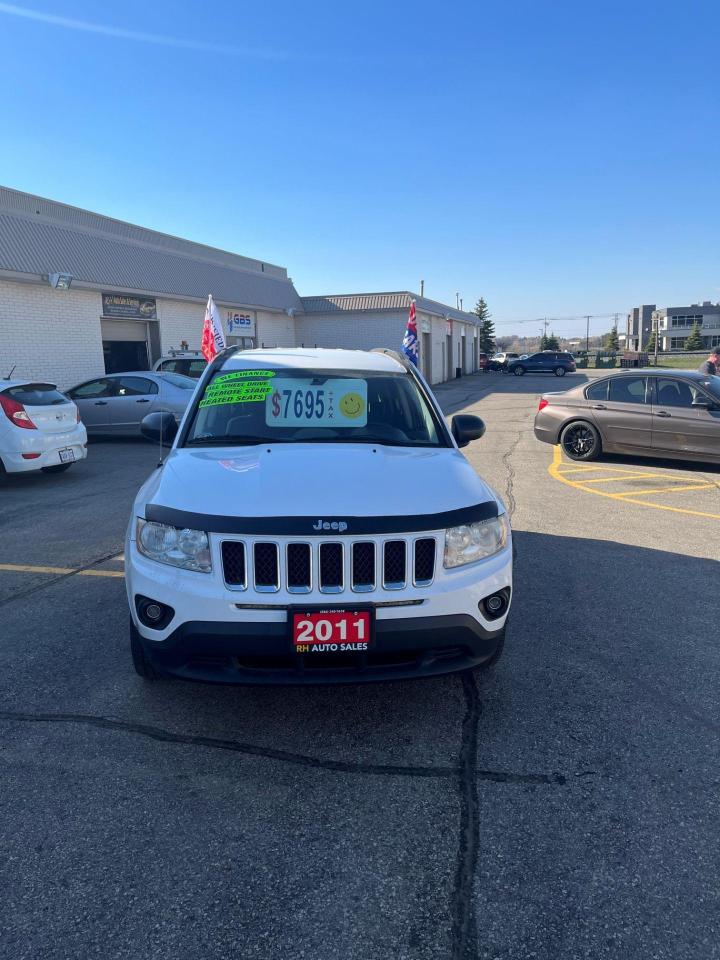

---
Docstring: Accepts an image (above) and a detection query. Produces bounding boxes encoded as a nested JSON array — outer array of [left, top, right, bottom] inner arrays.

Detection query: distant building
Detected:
[[0, 186, 478, 387], [653, 302, 720, 351], [625, 305, 655, 351]]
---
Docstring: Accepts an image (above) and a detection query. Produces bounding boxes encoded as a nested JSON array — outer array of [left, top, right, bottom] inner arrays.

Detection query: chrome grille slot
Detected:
[[383, 540, 406, 589], [319, 542, 343, 593], [352, 542, 375, 592], [221, 541, 246, 588], [413, 538, 436, 586], [254, 542, 279, 592], [286, 543, 311, 593]]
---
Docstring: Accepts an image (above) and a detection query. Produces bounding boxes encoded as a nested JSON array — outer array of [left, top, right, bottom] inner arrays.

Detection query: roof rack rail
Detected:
[[370, 347, 413, 371]]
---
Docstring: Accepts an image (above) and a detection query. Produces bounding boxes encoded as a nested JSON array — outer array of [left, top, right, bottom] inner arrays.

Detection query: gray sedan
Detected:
[[534, 368, 720, 462], [66, 371, 196, 437]]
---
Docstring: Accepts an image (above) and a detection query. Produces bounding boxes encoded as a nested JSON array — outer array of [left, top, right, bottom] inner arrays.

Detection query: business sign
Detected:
[[226, 310, 255, 335], [102, 293, 157, 320]]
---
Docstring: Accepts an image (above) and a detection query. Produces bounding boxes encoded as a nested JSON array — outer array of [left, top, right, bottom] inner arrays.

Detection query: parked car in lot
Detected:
[[153, 352, 207, 379], [508, 352, 576, 377], [534, 369, 720, 462], [67, 371, 196, 437], [478, 352, 490, 372], [126, 347, 512, 685], [0, 380, 87, 479], [488, 352, 519, 372]]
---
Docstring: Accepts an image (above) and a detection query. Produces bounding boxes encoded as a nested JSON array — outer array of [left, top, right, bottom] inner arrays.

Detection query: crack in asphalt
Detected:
[[0, 550, 124, 608], [501, 430, 522, 522], [0, 710, 566, 784], [451, 672, 481, 960]]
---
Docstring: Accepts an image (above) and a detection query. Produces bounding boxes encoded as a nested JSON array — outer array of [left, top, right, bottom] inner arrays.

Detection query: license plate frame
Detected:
[[58, 448, 75, 464], [289, 605, 375, 655]]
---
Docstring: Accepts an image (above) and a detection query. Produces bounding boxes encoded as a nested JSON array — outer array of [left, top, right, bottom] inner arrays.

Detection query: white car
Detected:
[[125, 348, 512, 684], [0, 380, 87, 479]]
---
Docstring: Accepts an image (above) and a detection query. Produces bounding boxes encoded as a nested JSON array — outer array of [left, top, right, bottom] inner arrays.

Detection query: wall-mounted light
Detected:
[[49, 272, 73, 290]]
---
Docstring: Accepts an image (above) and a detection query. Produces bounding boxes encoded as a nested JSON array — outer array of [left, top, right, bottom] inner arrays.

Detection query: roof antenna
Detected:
[[4, 364, 16, 380]]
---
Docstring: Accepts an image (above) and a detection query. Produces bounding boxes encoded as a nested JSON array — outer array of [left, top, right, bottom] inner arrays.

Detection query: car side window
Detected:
[[69, 378, 117, 399], [586, 380, 609, 401], [116, 376, 158, 396], [608, 377, 648, 405], [158, 360, 178, 373], [656, 378, 698, 409]]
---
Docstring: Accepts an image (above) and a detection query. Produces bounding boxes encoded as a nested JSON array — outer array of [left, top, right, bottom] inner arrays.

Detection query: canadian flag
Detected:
[[201, 294, 227, 362]]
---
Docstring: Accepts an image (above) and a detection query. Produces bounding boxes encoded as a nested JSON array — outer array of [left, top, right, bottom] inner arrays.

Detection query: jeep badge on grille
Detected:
[[313, 519, 348, 533]]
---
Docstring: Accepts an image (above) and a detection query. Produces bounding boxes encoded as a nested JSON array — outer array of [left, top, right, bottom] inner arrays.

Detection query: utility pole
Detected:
[[585, 316, 591, 352]]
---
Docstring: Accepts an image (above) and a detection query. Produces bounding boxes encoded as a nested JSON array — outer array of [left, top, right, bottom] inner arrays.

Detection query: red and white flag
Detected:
[[201, 294, 227, 362]]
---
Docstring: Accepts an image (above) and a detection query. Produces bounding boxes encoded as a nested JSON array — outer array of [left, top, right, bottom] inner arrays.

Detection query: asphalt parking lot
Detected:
[[1, 372, 719, 960]]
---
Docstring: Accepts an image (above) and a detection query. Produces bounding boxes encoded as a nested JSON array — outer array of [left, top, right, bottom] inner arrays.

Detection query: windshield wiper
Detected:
[[186, 435, 264, 446]]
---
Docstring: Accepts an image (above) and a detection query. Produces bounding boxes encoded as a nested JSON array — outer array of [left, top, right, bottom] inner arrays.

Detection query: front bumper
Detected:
[[133, 612, 507, 684], [126, 540, 512, 685]]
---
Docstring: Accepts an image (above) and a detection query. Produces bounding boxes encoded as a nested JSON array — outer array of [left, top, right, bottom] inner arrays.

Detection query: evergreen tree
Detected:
[[684, 322, 703, 351], [645, 329, 660, 353], [539, 333, 560, 350], [603, 328, 620, 351], [474, 298, 496, 353]]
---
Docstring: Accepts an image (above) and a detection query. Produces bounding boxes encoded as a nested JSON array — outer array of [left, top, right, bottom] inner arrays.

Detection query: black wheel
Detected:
[[554, 366, 566, 377], [560, 421, 601, 461], [130, 620, 162, 681], [513, 365, 525, 376], [41, 463, 72, 474]]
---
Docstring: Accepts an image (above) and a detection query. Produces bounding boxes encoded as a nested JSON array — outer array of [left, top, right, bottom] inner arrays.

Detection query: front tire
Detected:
[[560, 421, 601, 461], [41, 463, 72, 474], [554, 366, 566, 377], [513, 366, 525, 376], [130, 620, 162, 681]]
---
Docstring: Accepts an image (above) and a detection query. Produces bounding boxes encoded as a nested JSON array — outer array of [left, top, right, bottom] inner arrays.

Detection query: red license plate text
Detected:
[[293, 611, 371, 653]]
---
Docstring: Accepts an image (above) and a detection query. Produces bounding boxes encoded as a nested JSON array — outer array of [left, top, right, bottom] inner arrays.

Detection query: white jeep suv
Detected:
[[125, 348, 512, 684]]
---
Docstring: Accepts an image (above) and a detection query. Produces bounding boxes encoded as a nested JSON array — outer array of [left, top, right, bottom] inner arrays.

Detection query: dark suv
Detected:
[[507, 352, 576, 378]]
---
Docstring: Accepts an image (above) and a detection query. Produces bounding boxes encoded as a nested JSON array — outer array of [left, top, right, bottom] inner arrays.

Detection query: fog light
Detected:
[[135, 595, 175, 630], [480, 588, 511, 621]]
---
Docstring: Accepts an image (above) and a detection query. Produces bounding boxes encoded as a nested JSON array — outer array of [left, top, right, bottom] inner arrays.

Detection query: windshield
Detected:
[[183, 367, 446, 447], [2, 384, 69, 405], [159, 373, 197, 390]]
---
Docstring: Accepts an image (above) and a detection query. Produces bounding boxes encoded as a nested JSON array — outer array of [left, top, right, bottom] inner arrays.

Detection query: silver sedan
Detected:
[[66, 371, 197, 437]]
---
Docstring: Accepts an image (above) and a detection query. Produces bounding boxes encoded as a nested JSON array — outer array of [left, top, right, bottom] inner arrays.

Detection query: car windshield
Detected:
[[159, 373, 196, 390], [2, 384, 69, 405], [183, 366, 446, 447]]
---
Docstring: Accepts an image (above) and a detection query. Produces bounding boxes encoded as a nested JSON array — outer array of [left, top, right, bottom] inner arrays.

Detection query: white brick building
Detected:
[[0, 187, 479, 389]]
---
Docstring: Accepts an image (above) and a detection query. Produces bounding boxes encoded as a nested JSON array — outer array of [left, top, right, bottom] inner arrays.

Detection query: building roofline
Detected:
[[0, 185, 288, 278]]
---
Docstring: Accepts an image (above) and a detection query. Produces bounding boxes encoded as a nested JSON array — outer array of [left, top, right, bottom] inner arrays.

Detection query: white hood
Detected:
[[138, 443, 496, 519]]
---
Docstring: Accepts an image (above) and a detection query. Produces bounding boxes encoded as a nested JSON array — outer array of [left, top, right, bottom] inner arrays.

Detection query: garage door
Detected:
[[101, 319, 148, 342]]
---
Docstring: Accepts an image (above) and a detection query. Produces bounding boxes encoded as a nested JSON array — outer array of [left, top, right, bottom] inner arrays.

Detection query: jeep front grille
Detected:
[[220, 536, 436, 594]]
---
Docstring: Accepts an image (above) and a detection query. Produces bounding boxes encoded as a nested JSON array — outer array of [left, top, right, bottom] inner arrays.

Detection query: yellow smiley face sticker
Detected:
[[339, 392, 365, 419]]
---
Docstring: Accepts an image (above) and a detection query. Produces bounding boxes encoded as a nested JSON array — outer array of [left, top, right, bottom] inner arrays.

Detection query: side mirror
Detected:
[[451, 414, 486, 448], [141, 411, 178, 444], [692, 397, 712, 409]]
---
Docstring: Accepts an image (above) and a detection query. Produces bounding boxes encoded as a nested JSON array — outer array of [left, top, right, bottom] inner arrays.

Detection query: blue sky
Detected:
[[0, 0, 718, 337]]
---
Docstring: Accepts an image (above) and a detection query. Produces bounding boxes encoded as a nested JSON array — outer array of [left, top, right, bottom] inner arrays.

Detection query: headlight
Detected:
[[136, 519, 212, 573], [444, 514, 510, 569]]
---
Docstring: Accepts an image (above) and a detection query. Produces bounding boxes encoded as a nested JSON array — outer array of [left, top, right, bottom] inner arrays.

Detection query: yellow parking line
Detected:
[[579, 473, 664, 484], [614, 482, 716, 498], [549, 446, 720, 521], [0, 563, 124, 578]]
